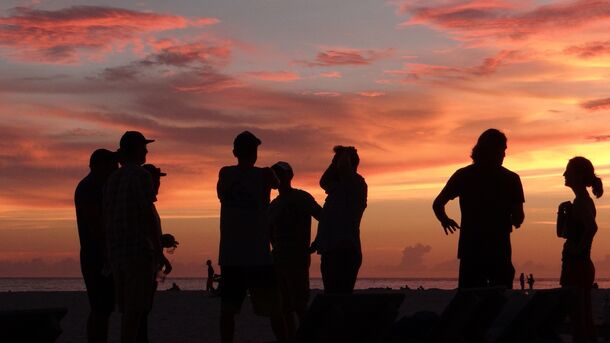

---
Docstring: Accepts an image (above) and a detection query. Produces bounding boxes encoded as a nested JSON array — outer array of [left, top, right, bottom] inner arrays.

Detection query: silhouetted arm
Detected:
[[574, 200, 597, 254], [319, 163, 338, 193], [263, 167, 280, 190], [216, 167, 229, 202], [432, 192, 460, 235], [511, 203, 525, 229]]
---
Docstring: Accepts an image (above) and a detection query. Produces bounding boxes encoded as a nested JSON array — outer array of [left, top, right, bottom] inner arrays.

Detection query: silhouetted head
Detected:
[[271, 161, 294, 190], [471, 129, 507, 166], [564, 156, 603, 198], [142, 163, 166, 196], [233, 131, 261, 166], [206, 259, 212, 266], [333, 146, 359, 172], [89, 149, 118, 179], [118, 131, 154, 165]]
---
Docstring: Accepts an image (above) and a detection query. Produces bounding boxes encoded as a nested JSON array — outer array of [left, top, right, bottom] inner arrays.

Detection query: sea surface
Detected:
[[2, 277, 610, 292]]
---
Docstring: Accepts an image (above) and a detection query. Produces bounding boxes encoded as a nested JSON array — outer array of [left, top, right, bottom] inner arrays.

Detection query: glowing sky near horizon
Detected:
[[2, 0, 610, 278]]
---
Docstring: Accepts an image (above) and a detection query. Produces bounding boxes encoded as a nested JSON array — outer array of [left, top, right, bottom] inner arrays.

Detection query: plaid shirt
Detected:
[[104, 163, 158, 267]]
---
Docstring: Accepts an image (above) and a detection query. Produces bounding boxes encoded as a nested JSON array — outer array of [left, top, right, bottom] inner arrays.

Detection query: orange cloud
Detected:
[[319, 71, 342, 78], [564, 41, 610, 58], [358, 91, 386, 97], [400, 0, 610, 42], [297, 48, 394, 67], [245, 71, 301, 82], [581, 97, 610, 111], [0, 6, 219, 63]]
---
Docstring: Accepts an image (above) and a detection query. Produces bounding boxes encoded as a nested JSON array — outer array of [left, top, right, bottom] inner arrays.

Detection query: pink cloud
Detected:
[[319, 71, 342, 78], [246, 71, 301, 82], [0, 6, 219, 63], [298, 48, 394, 67], [358, 91, 386, 97], [581, 97, 610, 111], [400, 0, 610, 41], [564, 41, 610, 58]]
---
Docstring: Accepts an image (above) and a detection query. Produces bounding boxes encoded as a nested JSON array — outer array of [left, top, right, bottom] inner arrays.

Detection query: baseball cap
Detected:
[[119, 131, 154, 149], [272, 161, 293, 173], [142, 164, 167, 178], [233, 131, 261, 151]]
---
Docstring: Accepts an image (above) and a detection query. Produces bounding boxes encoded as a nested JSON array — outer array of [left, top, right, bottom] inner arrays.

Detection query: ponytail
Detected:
[[592, 176, 604, 198]]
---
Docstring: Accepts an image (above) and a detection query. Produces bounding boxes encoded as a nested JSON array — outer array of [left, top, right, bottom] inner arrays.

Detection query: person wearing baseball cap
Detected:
[[104, 131, 160, 342], [217, 131, 286, 343], [75, 148, 118, 343], [268, 161, 322, 333]]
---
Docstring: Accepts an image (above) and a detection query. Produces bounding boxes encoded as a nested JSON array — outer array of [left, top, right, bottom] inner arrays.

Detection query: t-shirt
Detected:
[[74, 173, 105, 268], [104, 163, 157, 267], [268, 189, 321, 263], [217, 165, 274, 266], [563, 195, 597, 260], [441, 164, 524, 261], [315, 173, 367, 254]]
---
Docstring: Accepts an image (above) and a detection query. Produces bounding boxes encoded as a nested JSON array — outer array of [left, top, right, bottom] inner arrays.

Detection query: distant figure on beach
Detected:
[[217, 131, 286, 343], [104, 131, 160, 343], [206, 259, 216, 292], [269, 161, 322, 332], [519, 273, 525, 291], [558, 156, 603, 343], [168, 282, 181, 291], [312, 146, 367, 294], [527, 273, 535, 290], [75, 149, 118, 343], [433, 129, 525, 289]]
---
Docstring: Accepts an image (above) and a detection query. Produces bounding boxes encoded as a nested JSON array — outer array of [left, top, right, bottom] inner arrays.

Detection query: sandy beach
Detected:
[[2, 289, 609, 342]]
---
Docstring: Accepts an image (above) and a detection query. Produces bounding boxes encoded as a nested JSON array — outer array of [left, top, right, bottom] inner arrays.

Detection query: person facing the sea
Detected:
[[75, 148, 118, 343], [269, 161, 322, 332], [433, 129, 525, 289], [216, 131, 286, 343], [312, 146, 367, 294], [104, 131, 160, 343], [519, 272, 525, 291], [206, 259, 216, 292], [557, 156, 603, 343]]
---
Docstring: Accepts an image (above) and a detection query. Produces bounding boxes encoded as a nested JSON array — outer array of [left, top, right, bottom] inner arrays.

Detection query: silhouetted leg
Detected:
[[87, 310, 110, 343], [458, 259, 487, 289], [321, 249, 362, 294], [136, 312, 149, 343], [488, 260, 515, 289], [122, 311, 144, 343], [270, 313, 289, 342], [220, 312, 235, 343]]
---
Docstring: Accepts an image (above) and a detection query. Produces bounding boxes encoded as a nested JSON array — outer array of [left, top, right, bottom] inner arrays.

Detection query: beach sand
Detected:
[[1, 289, 608, 342]]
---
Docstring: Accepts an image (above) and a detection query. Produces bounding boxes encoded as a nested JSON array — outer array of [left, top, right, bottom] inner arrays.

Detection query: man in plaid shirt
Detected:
[[104, 131, 160, 343]]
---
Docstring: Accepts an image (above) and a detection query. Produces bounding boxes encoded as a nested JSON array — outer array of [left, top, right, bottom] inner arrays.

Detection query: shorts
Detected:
[[275, 258, 310, 312], [112, 255, 157, 313], [81, 261, 114, 313], [220, 265, 282, 316]]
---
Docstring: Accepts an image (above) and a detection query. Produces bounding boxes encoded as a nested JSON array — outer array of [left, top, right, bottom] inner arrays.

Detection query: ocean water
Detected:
[[2, 277, 610, 292]]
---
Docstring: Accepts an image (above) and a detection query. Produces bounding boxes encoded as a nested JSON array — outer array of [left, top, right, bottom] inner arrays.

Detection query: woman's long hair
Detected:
[[568, 156, 604, 198]]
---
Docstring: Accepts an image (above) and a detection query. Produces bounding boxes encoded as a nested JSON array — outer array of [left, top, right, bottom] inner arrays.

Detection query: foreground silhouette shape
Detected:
[[75, 148, 118, 343], [269, 161, 322, 334], [558, 156, 603, 343], [216, 131, 287, 343], [313, 146, 367, 294], [104, 131, 160, 343], [433, 129, 525, 289]]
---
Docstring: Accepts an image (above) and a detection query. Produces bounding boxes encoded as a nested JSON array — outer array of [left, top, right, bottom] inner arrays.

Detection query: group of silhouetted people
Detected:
[[216, 131, 367, 342], [434, 128, 603, 343], [75, 131, 178, 343], [75, 128, 601, 343]]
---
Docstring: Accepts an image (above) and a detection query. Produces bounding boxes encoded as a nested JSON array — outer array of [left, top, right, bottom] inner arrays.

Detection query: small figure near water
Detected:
[[519, 272, 526, 291]]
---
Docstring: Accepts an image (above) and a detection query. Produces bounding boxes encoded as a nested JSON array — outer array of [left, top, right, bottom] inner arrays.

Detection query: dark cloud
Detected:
[[581, 97, 610, 111], [564, 41, 610, 58], [297, 48, 394, 67]]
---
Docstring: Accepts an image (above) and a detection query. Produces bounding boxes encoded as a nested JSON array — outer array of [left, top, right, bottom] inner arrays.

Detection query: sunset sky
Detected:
[[2, 0, 610, 278]]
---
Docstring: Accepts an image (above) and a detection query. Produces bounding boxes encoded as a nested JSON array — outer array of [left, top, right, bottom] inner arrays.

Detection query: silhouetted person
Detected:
[[312, 146, 367, 294], [519, 272, 525, 291], [269, 161, 322, 334], [527, 273, 535, 290], [206, 260, 215, 292], [168, 282, 181, 291], [433, 129, 525, 289], [558, 156, 603, 343], [75, 149, 118, 343], [217, 131, 286, 343], [104, 131, 160, 343], [136, 164, 174, 343]]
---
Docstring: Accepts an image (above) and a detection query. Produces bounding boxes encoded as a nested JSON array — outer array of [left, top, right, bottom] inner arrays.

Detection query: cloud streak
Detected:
[[0, 6, 218, 63]]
